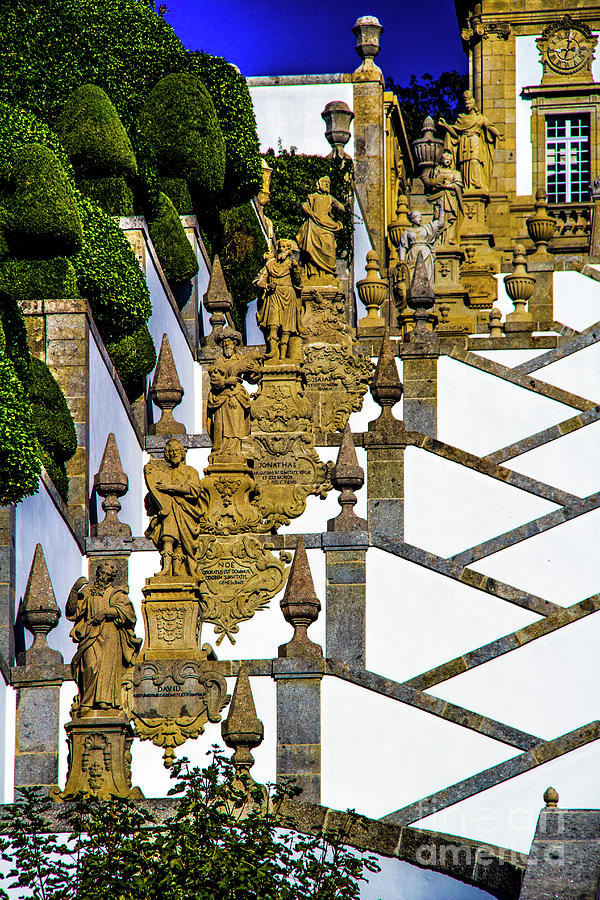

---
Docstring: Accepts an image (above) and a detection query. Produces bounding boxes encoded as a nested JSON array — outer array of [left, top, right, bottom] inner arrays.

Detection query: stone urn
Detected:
[[388, 194, 411, 249], [352, 16, 383, 66], [526, 189, 556, 252], [504, 245, 535, 331], [357, 250, 388, 327], [322, 101, 354, 156], [412, 116, 444, 174]]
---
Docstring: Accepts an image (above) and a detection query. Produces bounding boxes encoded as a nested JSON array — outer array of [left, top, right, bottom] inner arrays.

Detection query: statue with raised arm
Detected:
[[423, 149, 463, 244], [398, 202, 444, 285], [144, 439, 203, 577], [67, 561, 141, 717], [438, 90, 501, 194], [254, 238, 303, 362], [297, 176, 345, 282], [207, 328, 262, 456]]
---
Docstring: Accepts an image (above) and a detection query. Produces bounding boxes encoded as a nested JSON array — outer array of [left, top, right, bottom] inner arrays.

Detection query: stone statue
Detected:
[[207, 328, 261, 455], [398, 203, 444, 285], [297, 176, 345, 282], [438, 90, 501, 194], [144, 439, 203, 577], [423, 149, 463, 244], [254, 238, 304, 362], [67, 562, 141, 717]]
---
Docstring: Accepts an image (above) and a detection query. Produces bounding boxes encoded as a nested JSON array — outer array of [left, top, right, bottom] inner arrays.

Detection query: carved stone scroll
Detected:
[[197, 534, 290, 645], [303, 343, 373, 433]]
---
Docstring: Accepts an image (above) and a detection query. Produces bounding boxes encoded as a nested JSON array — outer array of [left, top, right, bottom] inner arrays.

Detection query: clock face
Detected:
[[546, 28, 588, 72]]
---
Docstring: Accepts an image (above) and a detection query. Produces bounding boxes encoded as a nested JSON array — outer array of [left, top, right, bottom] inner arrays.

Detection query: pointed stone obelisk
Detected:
[[92, 433, 131, 537], [278, 536, 322, 659], [327, 424, 367, 531], [222, 666, 264, 784], [203, 255, 233, 347], [368, 328, 405, 438], [18, 544, 62, 665], [149, 333, 185, 435]]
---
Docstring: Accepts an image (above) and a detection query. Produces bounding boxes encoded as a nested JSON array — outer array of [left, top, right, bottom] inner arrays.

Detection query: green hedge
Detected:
[[0, 298, 32, 391], [55, 84, 138, 178], [78, 176, 134, 216], [0, 354, 41, 505], [202, 202, 267, 331], [263, 148, 353, 260], [0, 102, 72, 175], [139, 73, 225, 206], [29, 357, 77, 500], [1, 143, 83, 258], [72, 193, 151, 344], [0, 258, 78, 304], [189, 52, 262, 208], [107, 323, 157, 399], [148, 192, 199, 286], [158, 177, 193, 216]]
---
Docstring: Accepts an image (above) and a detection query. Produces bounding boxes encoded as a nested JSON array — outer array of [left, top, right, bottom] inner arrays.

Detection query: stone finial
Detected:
[[352, 15, 383, 70], [221, 665, 264, 783], [321, 101, 354, 156], [278, 536, 323, 659], [327, 424, 367, 532], [149, 333, 185, 435], [526, 189, 556, 254], [92, 433, 131, 538], [544, 786, 559, 808], [357, 250, 387, 329], [18, 544, 63, 665], [408, 250, 435, 317], [203, 256, 233, 346], [488, 307, 504, 338], [504, 245, 535, 333], [412, 116, 444, 174], [368, 329, 405, 436]]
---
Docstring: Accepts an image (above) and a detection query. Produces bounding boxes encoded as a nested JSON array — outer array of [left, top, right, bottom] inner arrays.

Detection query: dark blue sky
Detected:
[[162, 0, 467, 84]]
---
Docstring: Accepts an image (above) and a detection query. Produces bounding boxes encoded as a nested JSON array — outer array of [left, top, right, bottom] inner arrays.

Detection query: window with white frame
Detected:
[[545, 114, 590, 203]]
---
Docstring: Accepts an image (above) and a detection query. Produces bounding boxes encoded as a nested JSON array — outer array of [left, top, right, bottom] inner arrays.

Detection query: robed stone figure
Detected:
[[67, 561, 141, 716], [207, 328, 261, 454], [297, 176, 345, 281], [438, 90, 501, 194], [254, 238, 303, 361], [144, 438, 203, 577]]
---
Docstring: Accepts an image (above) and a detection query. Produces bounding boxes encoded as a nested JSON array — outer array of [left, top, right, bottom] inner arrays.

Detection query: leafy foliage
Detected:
[[72, 193, 151, 345], [0, 258, 78, 304], [0, 752, 379, 900], [0, 143, 83, 258], [148, 192, 199, 286], [0, 296, 32, 391], [139, 72, 226, 206], [190, 52, 262, 208], [202, 202, 267, 331], [263, 148, 354, 261], [0, 354, 40, 506], [107, 323, 157, 399], [29, 357, 77, 500], [55, 84, 138, 178], [385, 70, 469, 145]]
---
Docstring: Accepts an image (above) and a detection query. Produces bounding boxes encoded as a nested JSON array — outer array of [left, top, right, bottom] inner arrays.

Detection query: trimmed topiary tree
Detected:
[[55, 83, 138, 215], [148, 192, 199, 286], [189, 52, 262, 208], [138, 72, 225, 208], [0, 350, 41, 506], [106, 323, 157, 398]]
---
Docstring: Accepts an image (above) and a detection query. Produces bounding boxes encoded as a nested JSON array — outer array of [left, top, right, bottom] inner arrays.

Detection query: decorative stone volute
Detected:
[[412, 116, 444, 175], [526, 189, 556, 253], [321, 101, 354, 156], [203, 255, 233, 346], [504, 245, 535, 332], [327, 424, 367, 532], [544, 786, 559, 808], [368, 329, 405, 437], [149, 333, 185, 435], [92, 432, 131, 538], [221, 666, 264, 783], [352, 15, 383, 69], [18, 544, 63, 665], [357, 250, 387, 329], [278, 537, 323, 659]]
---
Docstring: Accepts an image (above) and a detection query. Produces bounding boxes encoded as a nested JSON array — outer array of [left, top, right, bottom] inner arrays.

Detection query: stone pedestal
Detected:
[[142, 576, 207, 660], [527, 251, 555, 330], [51, 715, 143, 801], [14, 679, 62, 789], [433, 245, 470, 337], [399, 329, 440, 438], [365, 444, 406, 537], [301, 284, 351, 347], [274, 662, 323, 804], [303, 343, 373, 434], [324, 533, 368, 667]]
